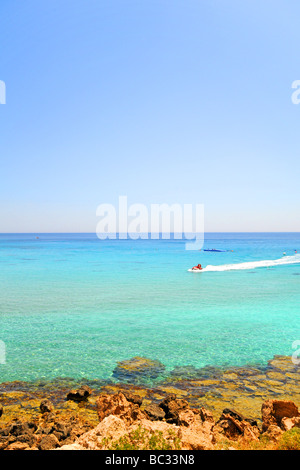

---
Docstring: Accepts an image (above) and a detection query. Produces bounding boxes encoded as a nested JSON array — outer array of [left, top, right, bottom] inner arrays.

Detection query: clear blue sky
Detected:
[[0, 0, 299, 232]]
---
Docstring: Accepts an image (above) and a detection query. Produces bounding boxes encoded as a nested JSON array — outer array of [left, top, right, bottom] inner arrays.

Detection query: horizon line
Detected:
[[1, 231, 300, 235]]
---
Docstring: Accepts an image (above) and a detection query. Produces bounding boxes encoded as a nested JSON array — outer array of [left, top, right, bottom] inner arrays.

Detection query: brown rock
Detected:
[[6, 442, 31, 451], [0, 426, 10, 437], [179, 426, 214, 450], [159, 395, 189, 424], [213, 420, 240, 440], [261, 400, 300, 431], [38, 434, 60, 450], [122, 391, 143, 406], [9, 422, 33, 437], [59, 414, 214, 451], [66, 385, 92, 402], [199, 407, 215, 424], [97, 392, 145, 423], [281, 416, 300, 432], [178, 407, 215, 437], [5, 420, 37, 449], [177, 409, 198, 427], [60, 415, 128, 450], [177, 409, 215, 450], [52, 422, 70, 441], [40, 399, 54, 414], [220, 408, 257, 427], [262, 424, 283, 441], [213, 412, 259, 442], [144, 404, 165, 421], [222, 408, 244, 422]]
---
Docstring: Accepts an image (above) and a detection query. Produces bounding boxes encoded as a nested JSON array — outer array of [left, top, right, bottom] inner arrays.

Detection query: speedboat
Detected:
[[204, 249, 224, 252]]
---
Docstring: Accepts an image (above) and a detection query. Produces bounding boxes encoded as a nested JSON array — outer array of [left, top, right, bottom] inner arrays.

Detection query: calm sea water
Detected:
[[0, 233, 300, 383]]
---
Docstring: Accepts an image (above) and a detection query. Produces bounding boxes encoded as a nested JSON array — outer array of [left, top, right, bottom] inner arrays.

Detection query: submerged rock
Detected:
[[112, 356, 165, 383], [170, 365, 222, 380]]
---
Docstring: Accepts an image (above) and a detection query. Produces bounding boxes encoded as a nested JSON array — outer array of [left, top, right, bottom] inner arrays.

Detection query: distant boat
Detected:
[[204, 249, 225, 252]]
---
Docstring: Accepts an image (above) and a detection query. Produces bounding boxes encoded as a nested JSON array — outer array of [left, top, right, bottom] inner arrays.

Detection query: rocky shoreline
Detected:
[[1, 355, 300, 450]]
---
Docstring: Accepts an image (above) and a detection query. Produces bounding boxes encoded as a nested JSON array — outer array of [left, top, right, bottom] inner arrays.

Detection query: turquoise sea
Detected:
[[0, 233, 300, 383]]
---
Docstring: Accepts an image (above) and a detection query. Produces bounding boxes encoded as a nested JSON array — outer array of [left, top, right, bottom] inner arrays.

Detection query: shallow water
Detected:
[[0, 233, 300, 383]]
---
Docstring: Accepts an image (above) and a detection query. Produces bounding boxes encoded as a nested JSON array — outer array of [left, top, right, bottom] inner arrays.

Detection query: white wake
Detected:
[[190, 254, 300, 272]]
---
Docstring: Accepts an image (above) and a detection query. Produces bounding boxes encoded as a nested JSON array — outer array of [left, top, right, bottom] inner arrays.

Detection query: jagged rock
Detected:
[[66, 385, 92, 402], [85, 393, 215, 450], [8, 421, 36, 437], [6, 442, 31, 451], [159, 395, 189, 424], [281, 416, 300, 431], [0, 410, 93, 450], [52, 422, 70, 441], [97, 392, 145, 423], [199, 407, 215, 424], [144, 404, 165, 421], [222, 408, 244, 422], [177, 409, 199, 427], [221, 408, 258, 427], [213, 409, 259, 441], [122, 391, 143, 406], [38, 434, 60, 450], [0, 421, 37, 449], [40, 399, 54, 414], [179, 425, 214, 450], [35, 425, 53, 435], [178, 407, 215, 436], [262, 424, 283, 441], [112, 356, 165, 382], [213, 418, 238, 440], [59, 413, 214, 451], [0, 426, 10, 437], [261, 400, 300, 432], [60, 415, 128, 450], [173, 407, 215, 449]]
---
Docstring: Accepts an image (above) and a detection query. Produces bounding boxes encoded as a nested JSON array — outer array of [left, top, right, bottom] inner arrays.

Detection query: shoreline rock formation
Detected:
[[1, 355, 300, 450], [1, 390, 300, 450]]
